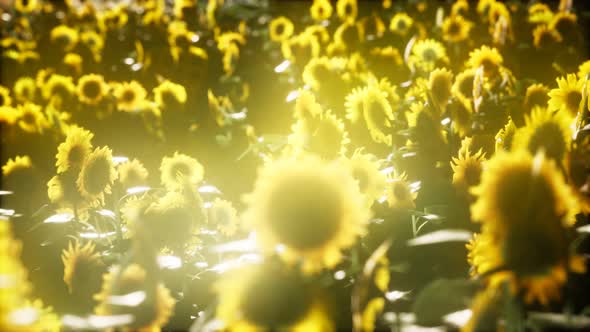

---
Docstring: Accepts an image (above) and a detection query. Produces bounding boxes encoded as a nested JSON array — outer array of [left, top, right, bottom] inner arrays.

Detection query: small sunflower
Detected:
[[466, 45, 503, 78], [13, 77, 36, 103], [523, 83, 549, 114], [409, 39, 449, 73], [76, 146, 118, 202], [77, 74, 108, 105], [2, 155, 32, 177], [113, 81, 147, 112], [118, 159, 149, 189], [281, 33, 321, 65], [42, 74, 76, 102], [61, 241, 104, 294], [386, 172, 417, 210], [153, 80, 187, 109], [243, 157, 370, 273], [310, 0, 333, 22], [214, 263, 334, 331], [208, 198, 239, 237], [336, 0, 358, 22], [0, 86, 12, 107], [50, 25, 79, 52], [160, 152, 204, 191], [344, 149, 386, 204], [94, 264, 175, 332], [363, 86, 394, 146], [56, 126, 94, 173], [532, 25, 562, 50], [389, 13, 414, 36], [17, 102, 46, 134], [442, 15, 472, 43], [512, 107, 572, 164], [428, 68, 453, 111], [15, 0, 38, 13], [269, 16, 294, 42], [494, 118, 517, 152], [451, 138, 486, 196], [548, 73, 583, 122]]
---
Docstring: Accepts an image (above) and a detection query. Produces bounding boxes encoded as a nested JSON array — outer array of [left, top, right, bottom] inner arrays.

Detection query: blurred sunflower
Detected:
[[310, 0, 333, 22], [344, 87, 366, 123], [50, 25, 78, 52], [113, 81, 147, 112], [428, 68, 453, 111], [294, 90, 322, 121], [289, 110, 350, 160], [333, 20, 364, 49], [442, 15, 472, 43], [13, 77, 36, 103], [214, 263, 334, 331], [15, 0, 38, 13], [62, 240, 104, 294], [512, 107, 572, 164], [208, 198, 239, 237], [452, 69, 476, 101], [386, 172, 417, 210], [466, 45, 503, 78], [94, 263, 175, 332], [451, 0, 469, 16], [336, 0, 358, 22], [523, 83, 549, 114], [578, 60, 590, 79], [549, 12, 577, 43], [42, 74, 75, 102], [532, 25, 562, 50], [243, 157, 370, 273], [160, 152, 204, 191], [77, 74, 108, 105], [451, 138, 486, 197], [76, 146, 117, 202], [409, 39, 449, 73], [0, 86, 12, 107], [56, 126, 94, 173], [269, 16, 294, 42], [118, 159, 149, 189], [548, 73, 583, 122], [153, 80, 187, 109], [363, 86, 394, 146], [17, 102, 47, 134], [494, 118, 517, 152], [2, 155, 32, 177], [389, 12, 413, 36], [344, 149, 386, 204]]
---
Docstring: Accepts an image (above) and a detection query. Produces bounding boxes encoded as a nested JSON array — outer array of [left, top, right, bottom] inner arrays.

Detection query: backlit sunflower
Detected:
[[442, 15, 472, 43], [494, 118, 516, 152], [333, 20, 364, 49], [50, 25, 78, 52], [13, 77, 36, 103], [512, 107, 572, 164], [281, 33, 320, 65], [344, 87, 366, 123], [466, 45, 503, 78], [76, 146, 117, 202], [547, 73, 583, 122], [409, 39, 449, 73], [160, 152, 204, 191], [344, 149, 386, 204], [302, 57, 335, 91], [269, 16, 294, 42], [389, 13, 413, 36], [94, 263, 175, 332], [42, 74, 76, 102], [0, 86, 12, 107], [56, 126, 94, 173], [153, 81, 187, 109], [113, 81, 147, 112], [451, 138, 486, 197], [452, 69, 476, 101], [15, 0, 38, 13], [62, 240, 104, 294], [386, 172, 417, 210], [310, 0, 333, 22], [363, 86, 394, 146], [523, 83, 549, 114], [336, 0, 358, 22], [208, 198, 239, 237], [214, 263, 334, 331], [77, 74, 108, 105], [289, 110, 350, 160], [549, 12, 577, 43], [2, 155, 32, 177], [118, 159, 149, 189], [428, 68, 453, 111], [532, 25, 562, 50], [17, 102, 47, 134], [243, 157, 370, 273]]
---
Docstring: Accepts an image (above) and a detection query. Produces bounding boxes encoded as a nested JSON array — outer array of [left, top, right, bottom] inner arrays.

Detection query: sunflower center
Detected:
[[68, 145, 86, 166], [352, 167, 370, 193], [308, 119, 344, 159], [161, 90, 179, 108], [463, 161, 482, 187], [422, 48, 437, 62], [22, 111, 35, 124], [366, 98, 390, 133], [121, 89, 136, 103], [267, 174, 342, 250], [480, 57, 497, 75], [459, 75, 474, 98], [447, 22, 460, 35], [275, 24, 285, 36], [241, 271, 310, 328], [0, 94, 5, 105], [397, 20, 407, 31], [525, 90, 548, 111], [565, 90, 581, 113], [82, 81, 101, 100], [345, 4, 353, 15], [392, 181, 410, 201], [82, 156, 111, 195], [527, 122, 566, 162]]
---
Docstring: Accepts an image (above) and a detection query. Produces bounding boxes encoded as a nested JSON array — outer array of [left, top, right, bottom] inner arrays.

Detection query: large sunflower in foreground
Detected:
[[547, 73, 583, 122], [160, 152, 204, 191], [56, 126, 94, 173], [243, 157, 370, 274], [76, 146, 118, 202]]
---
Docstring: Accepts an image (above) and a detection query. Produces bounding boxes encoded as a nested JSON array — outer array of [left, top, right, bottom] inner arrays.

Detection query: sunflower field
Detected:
[[1, 0, 590, 331]]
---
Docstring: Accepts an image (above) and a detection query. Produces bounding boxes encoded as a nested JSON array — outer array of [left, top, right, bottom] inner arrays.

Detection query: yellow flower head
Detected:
[[17, 102, 47, 134], [113, 81, 147, 112], [288, 110, 350, 160], [442, 15, 473, 43], [13, 77, 36, 103], [76, 146, 118, 202], [42, 74, 76, 101], [409, 39, 449, 73], [208, 198, 239, 237], [428, 68, 453, 111], [495, 118, 517, 152], [160, 152, 204, 191], [15, 0, 39, 13], [243, 157, 370, 273], [77, 74, 108, 105], [389, 13, 414, 36], [523, 83, 549, 114], [2, 155, 32, 177], [310, 0, 333, 22], [344, 149, 387, 204], [61, 240, 104, 294], [50, 25, 79, 52], [512, 107, 572, 164], [153, 80, 187, 109], [363, 85, 394, 146], [56, 126, 94, 173], [533, 25, 562, 49], [269, 16, 294, 42], [548, 73, 583, 121], [336, 0, 358, 22], [451, 137, 486, 195], [117, 159, 149, 189], [466, 45, 503, 78], [386, 172, 417, 210]]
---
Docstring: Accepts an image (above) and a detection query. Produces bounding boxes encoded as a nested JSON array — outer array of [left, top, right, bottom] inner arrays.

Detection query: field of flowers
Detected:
[[1, 0, 590, 331]]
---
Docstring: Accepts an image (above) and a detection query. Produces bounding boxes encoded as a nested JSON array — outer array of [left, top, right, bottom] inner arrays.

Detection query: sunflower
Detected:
[[2, 155, 32, 177], [153, 80, 187, 109], [409, 39, 449, 73], [269, 16, 294, 42], [363, 85, 394, 146], [386, 172, 417, 210], [118, 159, 149, 189], [451, 138, 486, 197], [98, 5, 129, 31], [113, 81, 147, 112], [0, 86, 12, 107], [336, 0, 357, 22], [523, 83, 549, 114], [77, 146, 118, 202], [77, 74, 108, 105], [344, 149, 386, 204], [55, 126, 94, 173], [532, 25, 562, 50], [281, 33, 320, 65], [302, 57, 335, 91], [94, 263, 175, 332], [61, 241, 104, 294], [389, 13, 414, 36], [428, 68, 453, 111], [243, 157, 370, 273], [288, 110, 350, 160], [50, 25, 78, 52], [17, 102, 46, 133], [512, 107, 572, 164], [310, 0, 333, 22], [494, 118, 517, 152], [15, 0, 38, 13], [466, 45, 503, 78], [451, 0, 469, 16], [13, 77, 36, 103], [442, 15, 472, 43], [214, 262, 334, 331], [547, 73, 583, 122], [208, 198, 239, 237], [344, 87, 366, 123], [80, 30, 104, 62], [160, 152, 204, 191], [42, 74, 76, 102]]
